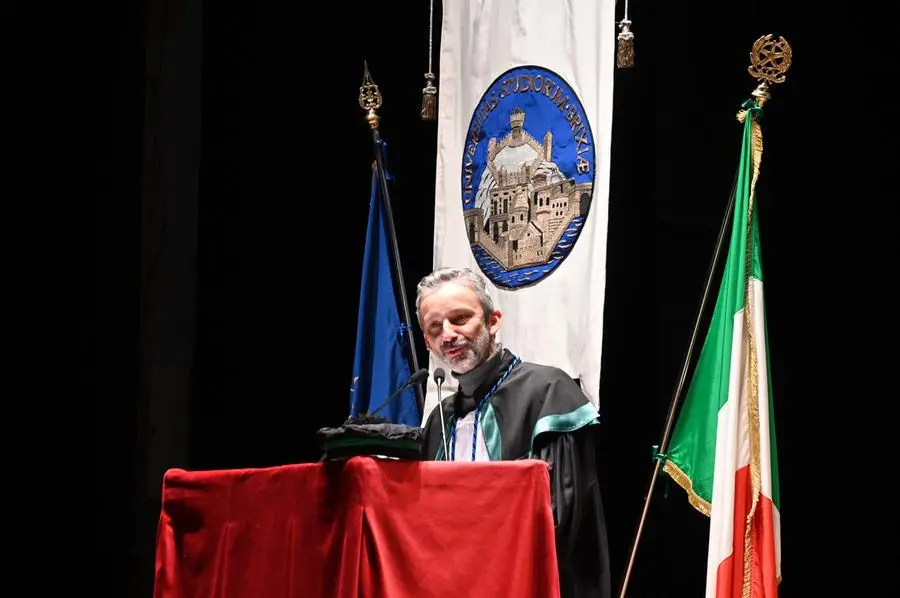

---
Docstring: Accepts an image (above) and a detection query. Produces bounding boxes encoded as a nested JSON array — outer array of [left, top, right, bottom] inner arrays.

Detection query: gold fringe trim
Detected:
[[662, 460, 711, 517], [739, 111, 764, 598]]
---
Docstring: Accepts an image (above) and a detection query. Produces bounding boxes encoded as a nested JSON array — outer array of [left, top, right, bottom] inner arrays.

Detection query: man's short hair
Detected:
[[415, 266, 495, 325]]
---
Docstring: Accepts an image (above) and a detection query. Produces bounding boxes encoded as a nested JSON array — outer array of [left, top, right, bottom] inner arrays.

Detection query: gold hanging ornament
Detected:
[[616, 0, 634, 69], [421, 72, 437, 121], [421, 0, 438, 120]]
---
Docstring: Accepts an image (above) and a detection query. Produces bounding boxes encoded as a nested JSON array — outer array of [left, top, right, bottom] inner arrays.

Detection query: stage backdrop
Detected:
[[425, 0, 616, 419]]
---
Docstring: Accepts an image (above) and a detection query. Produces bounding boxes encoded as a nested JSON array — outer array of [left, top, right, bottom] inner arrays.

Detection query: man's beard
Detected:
[[442, 323, 492, 374]]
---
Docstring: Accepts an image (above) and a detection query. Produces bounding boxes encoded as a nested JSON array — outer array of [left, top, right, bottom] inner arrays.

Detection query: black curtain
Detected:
[[100, 1, 890, 596]]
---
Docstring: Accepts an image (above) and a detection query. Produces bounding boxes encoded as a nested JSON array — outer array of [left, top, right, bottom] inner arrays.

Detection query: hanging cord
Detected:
[[427, 0, 434, 75], [420, 0, 438, 120], [617, 0, 635, 69]]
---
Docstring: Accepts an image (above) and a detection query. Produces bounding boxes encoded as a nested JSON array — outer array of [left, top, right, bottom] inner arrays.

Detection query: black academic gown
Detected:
[[422, 348, 612, 598]]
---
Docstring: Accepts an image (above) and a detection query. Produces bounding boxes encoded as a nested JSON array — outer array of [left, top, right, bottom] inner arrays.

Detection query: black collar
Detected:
[[453, 348, 517, 416]]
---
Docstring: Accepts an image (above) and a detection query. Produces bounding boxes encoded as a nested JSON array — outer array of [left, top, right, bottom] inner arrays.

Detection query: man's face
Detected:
[[418, 282, 502, 374]]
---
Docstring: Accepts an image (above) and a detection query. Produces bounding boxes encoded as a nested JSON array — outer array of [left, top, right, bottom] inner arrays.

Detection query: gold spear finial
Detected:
[[747, 34, 792, 106], [359, 60, 383, 131]]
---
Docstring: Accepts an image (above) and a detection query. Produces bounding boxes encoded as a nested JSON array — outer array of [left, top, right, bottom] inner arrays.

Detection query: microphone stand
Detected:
[[617, 169, 738, 598], [434, 369, 449, 458], [358, 61, 425, 419]]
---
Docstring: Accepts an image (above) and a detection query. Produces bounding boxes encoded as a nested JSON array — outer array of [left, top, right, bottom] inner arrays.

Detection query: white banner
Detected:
[[425, 0, 616, 421]]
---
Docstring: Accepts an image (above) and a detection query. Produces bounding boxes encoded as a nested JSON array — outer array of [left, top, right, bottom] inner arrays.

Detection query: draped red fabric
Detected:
[[154, 457, 560, 598]]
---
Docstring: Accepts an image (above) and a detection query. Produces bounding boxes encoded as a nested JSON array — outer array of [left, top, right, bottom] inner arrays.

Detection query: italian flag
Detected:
[[663, 104, 781, 598]]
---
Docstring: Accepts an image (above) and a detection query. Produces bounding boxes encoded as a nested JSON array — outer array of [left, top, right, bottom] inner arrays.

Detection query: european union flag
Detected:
[[348, 159, 419, 426]]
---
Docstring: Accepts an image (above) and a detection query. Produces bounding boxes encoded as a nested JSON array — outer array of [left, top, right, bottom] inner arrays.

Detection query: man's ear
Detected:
[[422, 331, 436, 353], [487, 309, 503, 336]]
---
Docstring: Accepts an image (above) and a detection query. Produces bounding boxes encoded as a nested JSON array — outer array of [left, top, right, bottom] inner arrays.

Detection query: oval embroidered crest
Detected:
[[460, 65, 596, 289]]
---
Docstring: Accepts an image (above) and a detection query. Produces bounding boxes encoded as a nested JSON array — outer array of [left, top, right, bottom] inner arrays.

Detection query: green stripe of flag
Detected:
[[663, 109, 757, 511]]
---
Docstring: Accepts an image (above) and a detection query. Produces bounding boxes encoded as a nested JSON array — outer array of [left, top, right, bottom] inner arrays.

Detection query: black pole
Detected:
[[359, 62, 425, 420], [617, 169, 738, 598]]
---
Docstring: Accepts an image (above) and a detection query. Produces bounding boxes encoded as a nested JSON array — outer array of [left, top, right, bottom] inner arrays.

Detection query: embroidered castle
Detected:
[[466, 107, 592, 271]]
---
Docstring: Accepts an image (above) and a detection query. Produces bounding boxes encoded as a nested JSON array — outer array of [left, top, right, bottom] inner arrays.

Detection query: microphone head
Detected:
[[433, 367, 446, 384], [410, 368, 429, 384]]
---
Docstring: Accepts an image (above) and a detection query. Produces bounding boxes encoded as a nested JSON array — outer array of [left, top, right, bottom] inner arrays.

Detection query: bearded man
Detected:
[[414, 266, 612, 598]]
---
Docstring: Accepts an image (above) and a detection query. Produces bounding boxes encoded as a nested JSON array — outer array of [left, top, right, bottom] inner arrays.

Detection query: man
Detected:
[[415, 266, 612, 598]]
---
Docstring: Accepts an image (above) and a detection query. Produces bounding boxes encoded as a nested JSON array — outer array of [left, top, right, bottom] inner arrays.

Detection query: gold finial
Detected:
[[359, 60, 383, 130], [747, 34, 792, 106]]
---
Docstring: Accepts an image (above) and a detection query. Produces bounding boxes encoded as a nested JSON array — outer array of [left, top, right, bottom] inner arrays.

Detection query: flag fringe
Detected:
[[662, 460, 711, 517], [739, 108, 765, 598]]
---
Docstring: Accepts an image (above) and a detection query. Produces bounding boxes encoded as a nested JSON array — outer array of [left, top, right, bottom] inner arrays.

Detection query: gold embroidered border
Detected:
[[737, 109, 764, 598], [662, 460, 711, 517]]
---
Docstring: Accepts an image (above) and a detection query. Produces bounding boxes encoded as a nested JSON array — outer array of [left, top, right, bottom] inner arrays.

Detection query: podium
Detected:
[[154, 456, 561, 598]]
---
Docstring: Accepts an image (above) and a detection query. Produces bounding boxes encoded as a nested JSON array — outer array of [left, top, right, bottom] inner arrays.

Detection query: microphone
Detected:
[[434, 368, 449, 459], [370, 368, 429, 417]]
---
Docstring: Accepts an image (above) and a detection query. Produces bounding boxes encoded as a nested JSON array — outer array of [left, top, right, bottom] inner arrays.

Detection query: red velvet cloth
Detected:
[[154, 456, 560, 598]]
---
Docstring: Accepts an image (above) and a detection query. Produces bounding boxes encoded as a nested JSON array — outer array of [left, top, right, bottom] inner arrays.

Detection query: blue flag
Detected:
[[348, 160, 419, 426]]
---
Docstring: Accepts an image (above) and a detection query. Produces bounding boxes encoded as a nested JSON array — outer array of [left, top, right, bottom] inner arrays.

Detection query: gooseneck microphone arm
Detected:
[[370, 368, 429, 418]]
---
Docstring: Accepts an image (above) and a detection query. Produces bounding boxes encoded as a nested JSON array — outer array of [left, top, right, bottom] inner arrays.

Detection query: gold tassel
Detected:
[[617, 19, 635, 69], [421, 0, 437, 121], [421, 72, 437, 121]]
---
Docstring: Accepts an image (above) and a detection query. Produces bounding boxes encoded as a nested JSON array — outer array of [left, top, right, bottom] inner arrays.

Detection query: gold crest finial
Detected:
[[359, 60, 383, 130], [747, 34, 792, 106]]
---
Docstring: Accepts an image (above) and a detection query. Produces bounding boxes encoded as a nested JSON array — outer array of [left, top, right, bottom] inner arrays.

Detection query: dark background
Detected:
[[98, 1, 890, 596]]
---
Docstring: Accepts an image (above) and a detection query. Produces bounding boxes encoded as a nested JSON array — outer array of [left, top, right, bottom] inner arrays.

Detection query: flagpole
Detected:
[[617, 171, 737, 598], [358, 61, 425, 418], [617, 34, 790, 597]]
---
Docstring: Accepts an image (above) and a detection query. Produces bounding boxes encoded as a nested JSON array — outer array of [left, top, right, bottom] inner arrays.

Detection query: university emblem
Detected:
[[461, 65, 596, 289]]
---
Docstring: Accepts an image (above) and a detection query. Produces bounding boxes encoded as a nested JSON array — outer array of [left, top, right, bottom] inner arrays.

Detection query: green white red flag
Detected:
[[663, 103, 781, 598]]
